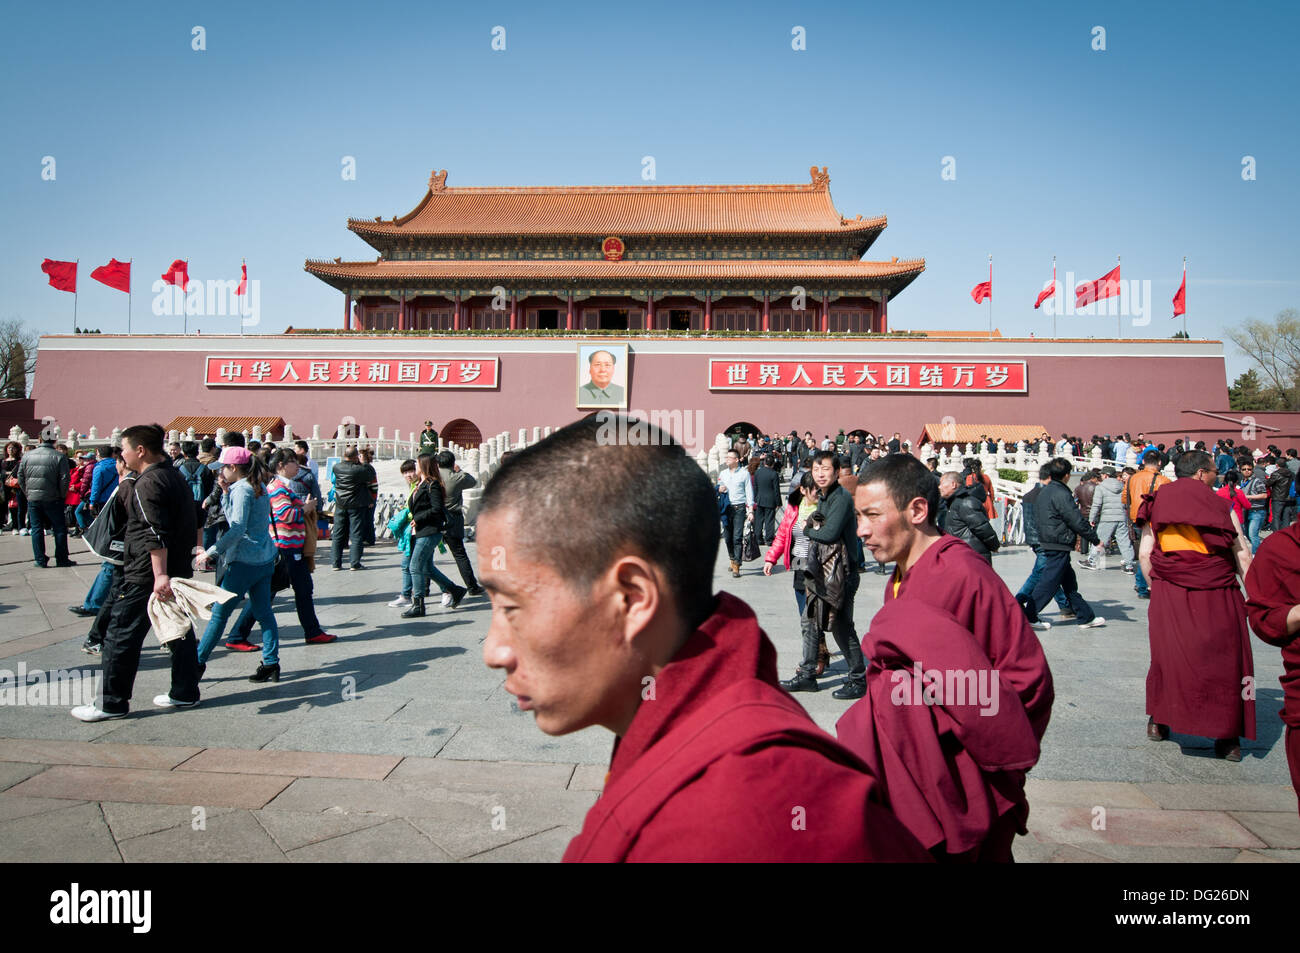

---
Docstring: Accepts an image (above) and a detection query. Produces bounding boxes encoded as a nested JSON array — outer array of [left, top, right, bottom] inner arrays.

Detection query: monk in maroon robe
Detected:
[[1138, 450, 1255, 760], [476, 416, 929, 862], [563, 593, 930, 862], [838, 599, 1043, 859], [1244, 522, 1300, 811], [851, 455, 1054, 861]]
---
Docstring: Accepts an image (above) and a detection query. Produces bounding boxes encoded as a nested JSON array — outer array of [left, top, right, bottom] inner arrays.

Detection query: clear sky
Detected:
[[4, 0, 1296, 384]]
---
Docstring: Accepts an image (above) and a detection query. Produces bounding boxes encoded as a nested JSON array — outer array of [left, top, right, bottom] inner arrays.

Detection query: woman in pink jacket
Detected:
[[1216, 469, 1250, 526], [762, 474, 828, 675]]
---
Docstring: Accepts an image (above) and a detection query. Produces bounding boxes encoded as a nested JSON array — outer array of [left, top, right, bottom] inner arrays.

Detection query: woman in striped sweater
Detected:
[[227, 448, 336, 654]]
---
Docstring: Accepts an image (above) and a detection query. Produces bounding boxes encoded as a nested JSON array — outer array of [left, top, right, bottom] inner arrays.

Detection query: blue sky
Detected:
[[4, 0, 1296, 383]]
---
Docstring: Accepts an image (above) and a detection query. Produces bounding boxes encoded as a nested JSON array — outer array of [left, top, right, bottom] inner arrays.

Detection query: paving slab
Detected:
[[1226, 810, 1300, 849], [387, 757, 575, 790], [1024, 779, 1160, 809], [0, 738, 201, 771], [100, 801, 238, 841], [117, 809, 287, 863], [0, 801, 121, 863], [286, 817, 452, 863], [465, 825, 579, 863], [0, 761, 45, 791], [1136, 782, 1299, 812], [0, 794, 91, 823], [6, 764, 293, 810], [1028, 806, 1266, 849], [253, 809, 392, 852], [568, 763, 607, 791], [177, 747, 401, 781]]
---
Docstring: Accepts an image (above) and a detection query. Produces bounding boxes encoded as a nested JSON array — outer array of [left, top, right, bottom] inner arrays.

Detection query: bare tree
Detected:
[[1225, 308, 1300, 411], [0, 319, 38, 399]]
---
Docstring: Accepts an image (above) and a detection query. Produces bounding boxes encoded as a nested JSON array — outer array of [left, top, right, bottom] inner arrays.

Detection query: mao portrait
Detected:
[[576, 344, 628, 409]]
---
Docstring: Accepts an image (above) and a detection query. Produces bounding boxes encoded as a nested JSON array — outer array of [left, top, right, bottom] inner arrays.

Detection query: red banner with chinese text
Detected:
[[205, 356, 500, 388], [708, 359, 1026, 393]]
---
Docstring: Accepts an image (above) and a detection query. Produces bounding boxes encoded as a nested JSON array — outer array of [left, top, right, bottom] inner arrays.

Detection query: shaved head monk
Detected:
[[477, 416, 928, 862], [842, 454, 1054, 861], [1138, 450, 1255, 761], [1245, 519, 1300, 812]]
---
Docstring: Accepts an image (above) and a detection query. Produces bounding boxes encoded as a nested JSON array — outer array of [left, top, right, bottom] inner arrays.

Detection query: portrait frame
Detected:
[[576, 343, 629, 410]]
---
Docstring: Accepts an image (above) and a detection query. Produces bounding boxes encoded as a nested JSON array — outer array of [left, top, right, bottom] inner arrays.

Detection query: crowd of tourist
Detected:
[[2, 412, 1294, 861]]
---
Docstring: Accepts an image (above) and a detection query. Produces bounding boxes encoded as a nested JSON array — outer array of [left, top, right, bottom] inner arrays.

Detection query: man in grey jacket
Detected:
[[17, 438, 73, 568], [1019, 458, 1104, 631], [437, 450, 484, 598], [1084, 467, 1136, 573]]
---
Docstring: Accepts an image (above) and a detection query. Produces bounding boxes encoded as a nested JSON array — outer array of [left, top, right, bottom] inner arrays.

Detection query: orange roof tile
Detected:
[[304, 258, 925, 283], [165, 416, 284, 437], [349, 167, 886, 238], [918, 423, 1048, 445]]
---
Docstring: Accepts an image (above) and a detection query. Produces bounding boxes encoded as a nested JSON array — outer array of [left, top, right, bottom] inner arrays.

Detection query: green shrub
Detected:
[[997, 468, 1028, 484]]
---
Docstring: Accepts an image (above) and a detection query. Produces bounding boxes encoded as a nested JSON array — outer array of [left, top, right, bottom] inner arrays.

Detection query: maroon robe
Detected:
[[837, 600, 1042, 857], [1244, 523, 1300, 809], [562, 592, 930, 862], [1139, 478, 1256, 740]]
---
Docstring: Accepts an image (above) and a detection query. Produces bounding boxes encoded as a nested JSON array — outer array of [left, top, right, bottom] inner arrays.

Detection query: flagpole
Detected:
[[128, 258, 133, 335], [987, 254, 993, 339], [240, 258, 245, 338], [1181, 256, 1187, 337], [1052, 256, 1057, 340], [183, 259, 188, 336], [73, 259, 79, 333], [1115, 255, 1121, 340]]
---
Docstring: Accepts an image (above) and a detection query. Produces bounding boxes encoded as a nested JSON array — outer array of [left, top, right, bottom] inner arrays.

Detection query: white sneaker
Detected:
[[1030, 621, 1051, 632], [20, 529, 29, 536], [388, 595, 413, 608], [1080, 617, 1107, 629], [70, 705, 127, 723], [153, 694, 199, 709], [440, 592, 453, 608]]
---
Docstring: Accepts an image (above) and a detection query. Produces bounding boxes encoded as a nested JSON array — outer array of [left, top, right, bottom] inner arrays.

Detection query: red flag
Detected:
[[235, 263, 247, 296], [970, 281, 992, 304], [1172, 268, 1186, 318], [1034, 281, 1056, 309], [1075, 264, 1121, 307], [91, 258, 131, 293], [41, 259, 77, 293], [162, 259, 190, 291]]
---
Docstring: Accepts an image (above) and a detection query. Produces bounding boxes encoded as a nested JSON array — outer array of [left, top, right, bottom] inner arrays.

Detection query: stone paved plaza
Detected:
[[0, 529, 1296, 863]]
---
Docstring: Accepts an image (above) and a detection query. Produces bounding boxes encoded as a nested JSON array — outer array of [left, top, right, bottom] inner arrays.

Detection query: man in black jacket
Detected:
[[1014, 467, 1073, 618], [72, 424, 200, 721], [780, 451, 866, 699], [17, 437, 72, 568], [938, 472, 999, 564], [753, 455, 781, 545], [1019, 458, 1104, 631], [437, 450, 485, 597], [331, 446, 377, 570]]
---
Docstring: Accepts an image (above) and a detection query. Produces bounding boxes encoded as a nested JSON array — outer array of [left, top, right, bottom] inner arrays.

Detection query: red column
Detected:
[[762, 291, 770, 332], [646, 291, 655, 331], [510, 292, 517, 331], [566, 291, 574, 330], [704, 291, 712, 331], [454, 291, 461, 331], [880, 289, 889, 333], [821, 291, 830, 333], [343, 292, 351, 330], [399, 292, 407, 331]]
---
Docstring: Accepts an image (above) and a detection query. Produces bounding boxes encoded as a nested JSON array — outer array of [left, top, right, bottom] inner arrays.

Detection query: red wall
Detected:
[[30, 338, 1237, 451]]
